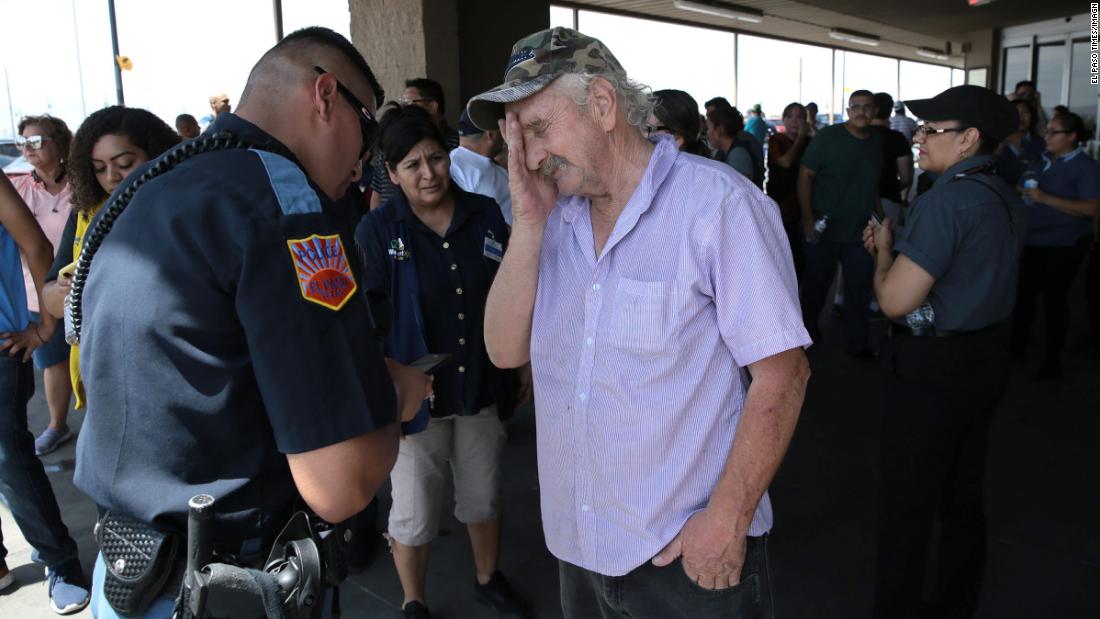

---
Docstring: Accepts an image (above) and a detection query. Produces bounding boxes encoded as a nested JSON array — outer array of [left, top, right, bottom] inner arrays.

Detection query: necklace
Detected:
[[30, 165, 67, 212]]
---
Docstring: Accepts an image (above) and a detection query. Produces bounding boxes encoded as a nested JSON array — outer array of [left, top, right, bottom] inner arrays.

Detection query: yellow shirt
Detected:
[[69, 203, 102, 409]]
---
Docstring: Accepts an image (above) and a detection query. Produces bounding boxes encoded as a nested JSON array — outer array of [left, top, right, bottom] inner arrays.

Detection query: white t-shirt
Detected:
[[449, 146, 512, 225]]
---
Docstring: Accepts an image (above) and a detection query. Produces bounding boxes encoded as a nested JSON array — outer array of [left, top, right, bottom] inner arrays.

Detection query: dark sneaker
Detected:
[[475, 572, 531, 618], [402, 600, 431, 618], [35, 427, 73, 456], [47, 567, 89, 615]]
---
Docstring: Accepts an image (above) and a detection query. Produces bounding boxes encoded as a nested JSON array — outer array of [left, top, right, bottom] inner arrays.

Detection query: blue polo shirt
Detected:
[[355, 186, 515, 431], [1024, 148, 1100, 247], [76, 113, 396, 550], [0, 224, 29, 334]]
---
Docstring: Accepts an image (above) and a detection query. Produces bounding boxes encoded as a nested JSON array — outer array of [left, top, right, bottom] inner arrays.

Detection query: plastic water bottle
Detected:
[[1021, 171, 1038, 206]]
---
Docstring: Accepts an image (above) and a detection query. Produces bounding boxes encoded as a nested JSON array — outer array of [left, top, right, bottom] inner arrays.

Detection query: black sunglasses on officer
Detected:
[[313, 66, 378, 160]]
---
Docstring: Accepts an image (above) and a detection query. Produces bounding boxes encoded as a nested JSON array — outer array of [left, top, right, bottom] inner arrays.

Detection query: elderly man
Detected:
[[470, 27, 810, 618]]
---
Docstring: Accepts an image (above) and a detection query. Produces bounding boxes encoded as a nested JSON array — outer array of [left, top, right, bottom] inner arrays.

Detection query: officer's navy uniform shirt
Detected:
[[76, 113, 396, 550], [1023, 147, 1100, 247], [893, 154, 1027, 331], [355, 185, 513, 428]]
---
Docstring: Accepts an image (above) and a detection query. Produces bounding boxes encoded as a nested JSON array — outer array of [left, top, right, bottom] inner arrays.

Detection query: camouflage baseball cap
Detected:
[[466, 27, 625, 131]]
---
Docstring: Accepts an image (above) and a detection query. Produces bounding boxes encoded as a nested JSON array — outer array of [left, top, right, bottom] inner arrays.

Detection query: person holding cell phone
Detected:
[[354, 105, 531, 619], [862, 86, 1025, 618]]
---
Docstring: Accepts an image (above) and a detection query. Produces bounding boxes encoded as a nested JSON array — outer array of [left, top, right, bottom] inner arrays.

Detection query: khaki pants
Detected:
[[387, 406, 505, 546]]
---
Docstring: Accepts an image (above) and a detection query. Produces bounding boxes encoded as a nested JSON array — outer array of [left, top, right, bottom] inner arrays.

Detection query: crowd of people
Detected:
[[0, 21, 1097, 619]]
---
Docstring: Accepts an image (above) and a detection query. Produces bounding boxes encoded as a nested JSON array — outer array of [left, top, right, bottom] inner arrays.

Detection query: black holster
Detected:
[[96, 511, 181, 616]]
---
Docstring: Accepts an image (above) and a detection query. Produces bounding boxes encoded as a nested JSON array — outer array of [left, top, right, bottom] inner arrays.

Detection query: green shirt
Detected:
[[801, 123, 882, 242]]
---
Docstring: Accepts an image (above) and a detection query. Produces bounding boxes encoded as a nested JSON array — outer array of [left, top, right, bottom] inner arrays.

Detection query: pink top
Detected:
[[10, 173, 72, 312]]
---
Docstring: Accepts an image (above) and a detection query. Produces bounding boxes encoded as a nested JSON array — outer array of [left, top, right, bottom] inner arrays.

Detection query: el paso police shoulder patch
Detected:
[[287, 234, 358, 310]]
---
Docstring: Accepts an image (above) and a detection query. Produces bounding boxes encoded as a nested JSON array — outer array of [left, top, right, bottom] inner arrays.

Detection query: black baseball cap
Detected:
[[457, 109, 483, 137], [905, 85, 1018, 143]]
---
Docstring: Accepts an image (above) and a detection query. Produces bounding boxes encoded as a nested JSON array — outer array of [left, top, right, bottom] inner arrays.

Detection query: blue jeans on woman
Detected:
[[0, 355, 82, 574]]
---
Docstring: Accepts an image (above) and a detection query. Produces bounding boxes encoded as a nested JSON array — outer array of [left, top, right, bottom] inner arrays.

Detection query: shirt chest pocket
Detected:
[[607, 278, 680, 356]]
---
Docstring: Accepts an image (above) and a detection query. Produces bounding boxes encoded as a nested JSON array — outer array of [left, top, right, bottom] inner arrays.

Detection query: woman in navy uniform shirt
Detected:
[[862, 86, 1025, 619], [355, 105, 530, 619], [1011, 111, 1100, 378]]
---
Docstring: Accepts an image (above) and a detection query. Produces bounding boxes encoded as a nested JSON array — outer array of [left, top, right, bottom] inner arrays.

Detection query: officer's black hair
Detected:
[[873, 92, 894, 120], [1014, 80, 1036, 91], [69, 106, 181, 211], [653, 89, 707, 156], [706, 105, 744, 139], [704, 96, 730, 111], [175, 113, 198, 126], [269, 27, 384, 106], [379, 105, 447, 170], [404, 78, 446, 116]]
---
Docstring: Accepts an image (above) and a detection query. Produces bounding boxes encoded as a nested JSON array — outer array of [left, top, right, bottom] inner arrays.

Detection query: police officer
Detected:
[[73, 28, 431, 618], [863, 85, 1024, 619]]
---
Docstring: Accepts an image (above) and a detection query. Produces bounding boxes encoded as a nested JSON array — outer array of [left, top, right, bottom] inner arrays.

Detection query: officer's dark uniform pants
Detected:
[[873, 328, 1009, 619]]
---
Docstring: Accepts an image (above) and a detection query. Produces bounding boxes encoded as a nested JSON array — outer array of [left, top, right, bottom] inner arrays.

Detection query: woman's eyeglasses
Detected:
[[644, 124, 669, 137], [313, 66, 379, 160], [15, 135, 49, 150], [915, 124, 966, 137], [1044, 129, 1073, 137]]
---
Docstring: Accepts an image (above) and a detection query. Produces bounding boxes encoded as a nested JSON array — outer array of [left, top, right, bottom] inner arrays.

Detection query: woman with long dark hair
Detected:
[[40, 106, 180, 410]]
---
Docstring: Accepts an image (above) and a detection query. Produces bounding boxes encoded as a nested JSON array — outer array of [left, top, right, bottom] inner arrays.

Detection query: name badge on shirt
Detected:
[[483, 236, 503, 262], [388, 237, 409, 261]]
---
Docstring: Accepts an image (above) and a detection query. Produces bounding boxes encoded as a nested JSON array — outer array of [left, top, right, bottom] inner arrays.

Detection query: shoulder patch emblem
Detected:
[[287, 234, 358, 310]]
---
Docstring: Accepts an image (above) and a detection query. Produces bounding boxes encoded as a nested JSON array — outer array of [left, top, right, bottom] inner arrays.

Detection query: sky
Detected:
[[0, 0, 351, 139]]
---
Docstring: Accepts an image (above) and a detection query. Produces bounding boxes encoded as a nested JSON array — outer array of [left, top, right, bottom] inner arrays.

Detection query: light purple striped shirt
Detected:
[[531, 135, 811, 577]]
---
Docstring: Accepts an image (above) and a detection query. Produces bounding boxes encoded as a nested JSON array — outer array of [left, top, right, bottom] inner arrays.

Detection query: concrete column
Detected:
[[350, 0, 548, 125]]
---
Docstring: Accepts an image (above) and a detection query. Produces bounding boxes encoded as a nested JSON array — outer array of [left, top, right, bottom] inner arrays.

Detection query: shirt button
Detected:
[[581, 504, 590, 512], [585, 337, 593, 346], [451, 264, 458, 271], [458, 313, 465, 320], [578, 392, 587, 401], [592, 283, 601, 291], [459, 338, 466, 345], [456, 288, 463, 295], [458, 365, 466, 373], [442, 242, 450, 249]]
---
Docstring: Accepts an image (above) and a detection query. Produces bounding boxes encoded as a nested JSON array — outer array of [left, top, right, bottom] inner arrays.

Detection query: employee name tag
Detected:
[[483, 236, 503, 262]]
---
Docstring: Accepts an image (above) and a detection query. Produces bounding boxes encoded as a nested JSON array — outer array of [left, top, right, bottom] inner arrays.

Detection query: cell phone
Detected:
[[870, 212, 883, 227], [409, 353, 452, 375], [58, 261, 77, 279]]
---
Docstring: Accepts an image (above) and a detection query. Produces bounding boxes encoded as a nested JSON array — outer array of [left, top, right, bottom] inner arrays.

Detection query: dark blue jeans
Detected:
[[800, 238, 873, 352], [0, 355, 80, 572], [559, 535, 774, 619]]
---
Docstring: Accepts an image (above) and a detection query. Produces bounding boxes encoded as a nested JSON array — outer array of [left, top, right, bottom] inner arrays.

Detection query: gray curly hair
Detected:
[[556, 71, 655, 129]]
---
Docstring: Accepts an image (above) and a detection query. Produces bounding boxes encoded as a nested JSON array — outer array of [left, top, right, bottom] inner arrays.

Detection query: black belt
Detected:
[[888, 323, 996, 339]]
